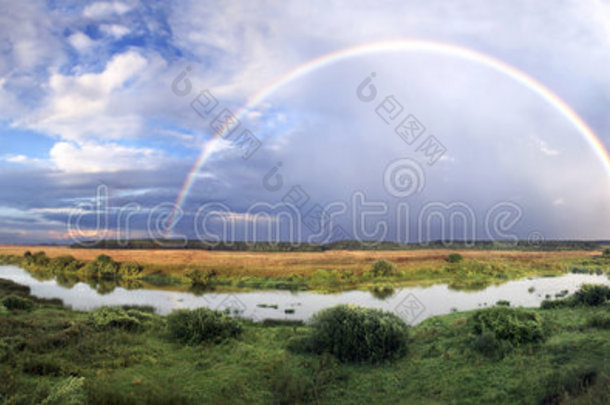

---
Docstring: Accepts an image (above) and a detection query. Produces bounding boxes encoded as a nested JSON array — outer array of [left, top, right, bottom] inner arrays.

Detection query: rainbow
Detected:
[[166, 38, 610, 237]]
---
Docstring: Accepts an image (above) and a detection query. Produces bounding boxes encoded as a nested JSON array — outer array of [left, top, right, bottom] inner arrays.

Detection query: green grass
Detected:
[[1, 277, 610, 404]]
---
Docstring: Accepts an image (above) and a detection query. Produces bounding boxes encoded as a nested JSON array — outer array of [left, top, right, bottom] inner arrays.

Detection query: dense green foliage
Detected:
[[573, 284, 610, 306], [184, 268, 216, 287], [90, 307, 142, 332], [167, 307, 243, 344], [1, 294, 34, 311], [368, 259, 397, 277], [542, 284, 610, 309], [83, 255, 119, 278], [469, 307, 546, 346], [446, 253, 464, 263], [303, 305, 409, 363]]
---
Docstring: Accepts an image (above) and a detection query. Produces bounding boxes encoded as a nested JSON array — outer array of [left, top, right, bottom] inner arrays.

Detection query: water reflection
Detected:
[[1, 265, 609, 325]]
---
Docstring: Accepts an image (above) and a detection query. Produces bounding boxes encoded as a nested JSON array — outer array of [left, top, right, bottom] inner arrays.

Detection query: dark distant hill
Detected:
[[70, 239, 605, 252]]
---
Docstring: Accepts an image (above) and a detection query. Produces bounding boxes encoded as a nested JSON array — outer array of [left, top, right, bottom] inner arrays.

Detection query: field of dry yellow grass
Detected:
[[0, 245, 598, 278]]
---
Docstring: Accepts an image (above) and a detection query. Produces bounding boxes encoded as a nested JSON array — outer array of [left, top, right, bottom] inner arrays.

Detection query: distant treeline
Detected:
[[70, 239, 606, 252]]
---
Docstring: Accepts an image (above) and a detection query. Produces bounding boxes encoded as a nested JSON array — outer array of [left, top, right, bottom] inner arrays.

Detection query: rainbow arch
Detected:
[[167, 38, 610, 236]]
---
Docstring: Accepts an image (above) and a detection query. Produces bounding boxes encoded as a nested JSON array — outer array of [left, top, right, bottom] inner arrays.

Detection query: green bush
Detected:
[[90, 307, 141, 331], [540, 298, 572, 309], [446, 253, 464, 263], [184, 268, 216, 287], [82, 255, 119, 278], [469, 307, 546, 347], [118, 262, 142, 277], [41, 376, 86, 405], [167, 308, 243, 344], [369, 259, 397, 277], [0, 304, 8, 316], [573, 284, 610, 306], [25, 251, 50, 267], [1, 295, 34, 311], [48, 255, 80, 273], [306, 305, 409, 363]]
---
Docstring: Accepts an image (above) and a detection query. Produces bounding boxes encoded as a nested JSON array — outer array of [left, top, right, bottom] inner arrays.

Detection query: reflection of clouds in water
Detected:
[[1, 265, 609, 324]]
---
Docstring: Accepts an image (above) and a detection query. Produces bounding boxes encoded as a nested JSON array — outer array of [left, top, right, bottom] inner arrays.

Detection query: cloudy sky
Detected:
[[1, 0, 610, 244]]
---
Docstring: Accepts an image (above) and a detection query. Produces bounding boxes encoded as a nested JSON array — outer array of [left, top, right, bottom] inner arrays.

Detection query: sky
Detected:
[[1, 0, 610, 244]]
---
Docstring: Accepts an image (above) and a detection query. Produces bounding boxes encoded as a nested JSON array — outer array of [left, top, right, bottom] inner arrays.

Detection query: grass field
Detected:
[[1, 277, 610, 404], [0, 245, 605, 293], [0, 245, 598, 278]]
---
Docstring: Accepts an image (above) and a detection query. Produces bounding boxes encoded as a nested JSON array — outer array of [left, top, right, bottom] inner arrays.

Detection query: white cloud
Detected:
[[26, 51, 148, 141], [49, 141, 165, 173], [83, 2, 132, 19], [68, 32, 96, 51], [100, 24, 130, 38], [2, 154, 48, 167]]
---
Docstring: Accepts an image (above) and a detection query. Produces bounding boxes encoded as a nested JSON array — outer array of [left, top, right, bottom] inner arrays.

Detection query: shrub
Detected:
[[0, 304, 8, 316], [90, 307, 141, 331], [184, 268, 216, 287], [446, 253, 464, 263], [41, 376, 86, 405], [469, 307, 546, 347], [82, 255, 119, 278], [48, 255, 80, 273], [25, 251, 50, 267], [496, 300, 511, 307], [1, 295, 34, 311], [118, 262, 142, 277], [306, 305, 409, 363], [573, 284, 610, 306], [603, 248, 610, 258], [167, 308, 242, 344], [540, 299, 565, 309], [369, 259, 397, 277]]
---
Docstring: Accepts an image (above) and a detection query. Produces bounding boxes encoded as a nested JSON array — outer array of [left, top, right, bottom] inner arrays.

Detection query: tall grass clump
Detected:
[[167, 308, 242, 344], [24, 251, 50, 267], [304, 305, 409, 363], [369, 259, 397, 277], [48, 255, 80, 273], [41, 376, 86, 405], [573, 284, 610, 306], [470, 307, 546, 348], [184, 268, 216, 288], [118, 262, 142, 277], [82, 255, 119, 278], [446, 253, 463, 263], [588, 313, 610, 329], [1, 294, 34, 311], [90, 307, 141, 332]]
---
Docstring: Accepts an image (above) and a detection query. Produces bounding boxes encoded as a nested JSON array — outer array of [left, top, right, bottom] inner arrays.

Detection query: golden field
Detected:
[[0, 245, 598, 278]]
